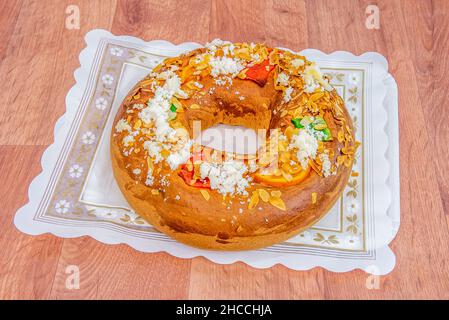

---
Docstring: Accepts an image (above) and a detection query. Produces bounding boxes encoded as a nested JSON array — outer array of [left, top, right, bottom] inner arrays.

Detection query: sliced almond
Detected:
[[180, 65, 193, 82], [140, 79, 152, 87], [174, 92, 189, 100], [337, 130, 345, 143], [279, 151, 291, 163], [345, 133, 353, 142], [258, 189, 270, 202], [341, 146, 355, 155], [237, 68, 248, 79], [146, 157, 154, 171], [133, 119, 142, 129], [270, 190, 282, 198], [314, 123, 327, 131], [311, 192, 317, 204], [344, 156, 352, 167], [284, 126, 298, 139], [151, 189, 159, 195], [161, 149, 170, 158], [200, 189, 210, 201], [337, 155, 346, 166], [185, 81, 196, 90], [171, 97, 182, 109], [309, 160, 322, 176], [269, 196, 286, 211], [310, 91, 324, 102], [195, 62, 209, 71], [248, 191, 260, 210]]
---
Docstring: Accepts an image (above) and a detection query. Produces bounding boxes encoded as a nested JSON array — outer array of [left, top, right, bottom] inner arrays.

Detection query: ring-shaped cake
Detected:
[[111, 40, 358, 250]]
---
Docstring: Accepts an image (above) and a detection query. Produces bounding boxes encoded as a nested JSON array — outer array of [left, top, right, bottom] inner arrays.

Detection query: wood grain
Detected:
[[0, 146, 63, 299], [0, 0, 448, 299], [49, 238, 191, 299]]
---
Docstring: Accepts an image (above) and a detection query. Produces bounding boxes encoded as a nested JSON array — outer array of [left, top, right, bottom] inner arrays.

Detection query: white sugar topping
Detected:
[[301, 63, 333, 93], [209, 56, 244, 78], [115, 119, 131, 133], [277, 72, 290, 86], [200, 160, 250, 196], [166, 140, 193, 170], [319, 153, 333, 177], [145, 168, 154, 186], [283, 87, 293, 103], [143, 140, 163, 163], [291, 58, 304, 68], [289, 129, 318, 169]]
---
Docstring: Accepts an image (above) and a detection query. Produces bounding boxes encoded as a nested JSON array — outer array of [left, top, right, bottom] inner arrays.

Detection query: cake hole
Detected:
[[195, 124, 262, 155]]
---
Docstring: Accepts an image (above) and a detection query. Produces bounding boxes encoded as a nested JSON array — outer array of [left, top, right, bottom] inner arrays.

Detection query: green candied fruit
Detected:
[[321, 127, 332, 141], [291, 118, 304, 128], [291, 116, 313, 128], [291, 116, 332, 141], [168, 104, 177, 120]]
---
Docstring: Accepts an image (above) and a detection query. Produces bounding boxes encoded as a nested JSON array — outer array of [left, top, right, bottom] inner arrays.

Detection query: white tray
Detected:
[[14, 29, 400, 275]]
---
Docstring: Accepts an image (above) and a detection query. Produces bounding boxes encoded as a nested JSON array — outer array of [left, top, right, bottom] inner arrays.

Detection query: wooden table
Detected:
[[1, 0, 448, 299]]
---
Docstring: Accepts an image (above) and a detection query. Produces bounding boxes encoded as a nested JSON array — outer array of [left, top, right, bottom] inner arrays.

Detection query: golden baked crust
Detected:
[[110, 40, 357, 250]]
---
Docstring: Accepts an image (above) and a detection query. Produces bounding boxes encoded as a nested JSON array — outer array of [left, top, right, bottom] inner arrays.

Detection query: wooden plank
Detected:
[[0, 0, 117, 146], [209, 0, 308, 50], [111, 0, 211, 43], [49, 238, 191, 299], [306, 0, 389, 55], [0, 146, 63, 299], [424, 0, 449, 215], [0, 0, 22, 62], [189, 258, 325, 299]]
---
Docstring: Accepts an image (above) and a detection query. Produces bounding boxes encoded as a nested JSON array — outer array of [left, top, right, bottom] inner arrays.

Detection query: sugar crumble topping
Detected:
[[289, 129, 319, 170], [200, 160, 250, 196]]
